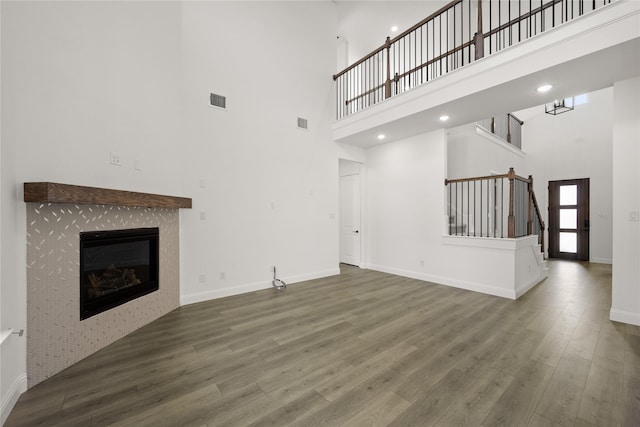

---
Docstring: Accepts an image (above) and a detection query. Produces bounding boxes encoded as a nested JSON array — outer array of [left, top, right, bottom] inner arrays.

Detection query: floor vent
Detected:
[[297, 117, 308, 130], [210, 93, 226, 109]]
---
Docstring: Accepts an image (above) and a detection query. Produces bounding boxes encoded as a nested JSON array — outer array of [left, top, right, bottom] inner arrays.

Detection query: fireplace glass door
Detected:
[[80, 227, 159, 320]]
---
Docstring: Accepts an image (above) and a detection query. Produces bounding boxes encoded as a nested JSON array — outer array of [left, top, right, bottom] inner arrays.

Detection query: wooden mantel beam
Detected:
[[24, 182, 192, 209]]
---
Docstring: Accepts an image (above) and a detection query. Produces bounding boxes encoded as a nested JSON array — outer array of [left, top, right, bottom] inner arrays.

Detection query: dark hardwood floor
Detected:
[[6, 260, 639, 426]]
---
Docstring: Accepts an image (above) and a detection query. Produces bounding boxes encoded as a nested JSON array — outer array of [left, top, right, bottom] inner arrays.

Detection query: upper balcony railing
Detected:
[[477, 113, 524, 149], [333, 0, 614, 120]]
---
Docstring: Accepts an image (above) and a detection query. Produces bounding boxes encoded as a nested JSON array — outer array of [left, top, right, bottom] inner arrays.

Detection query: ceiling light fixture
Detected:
[[545, 97, 574, 115], [439, 115, 450, 122], [537, 84, 553, 93], [377, 134, 386, 140], [391, 26, 398, 32]]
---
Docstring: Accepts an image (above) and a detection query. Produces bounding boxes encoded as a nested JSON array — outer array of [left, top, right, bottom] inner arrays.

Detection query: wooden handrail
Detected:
[[445, 173, 508, 185], [334, 0, 613, 119], [531, 187, 546, 255], [333, 46, 385, 81], [445, 172, 530, 186], [389, 0, 465, 45], [508, 113, 524, 126], [445, 167, 545, 253], [389, 41, 475, 82], [333, 0, 468, 81], [483, 0, 564, 41]]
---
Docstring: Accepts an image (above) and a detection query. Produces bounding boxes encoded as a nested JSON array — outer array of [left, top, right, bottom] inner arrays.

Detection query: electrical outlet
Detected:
[[219, 272, 226, 280], [198, 274, 206, 283], [109, 152, 122, 166]]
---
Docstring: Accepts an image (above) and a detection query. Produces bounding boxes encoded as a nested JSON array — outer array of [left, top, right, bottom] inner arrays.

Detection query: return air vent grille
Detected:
[[209, 93, 226, 109], [297, 117, 308, 130]]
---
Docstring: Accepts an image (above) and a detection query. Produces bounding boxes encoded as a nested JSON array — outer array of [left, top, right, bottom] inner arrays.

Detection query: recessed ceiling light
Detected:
[[439, 115, 450, 122], [377, 134, 386, 140], [537, 84, 553, 93], [391, 26, 398, 32]]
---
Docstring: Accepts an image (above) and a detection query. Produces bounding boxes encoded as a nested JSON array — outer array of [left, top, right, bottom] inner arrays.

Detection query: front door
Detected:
[[548, 178, 590, 261], [339, 173, 361, 266]]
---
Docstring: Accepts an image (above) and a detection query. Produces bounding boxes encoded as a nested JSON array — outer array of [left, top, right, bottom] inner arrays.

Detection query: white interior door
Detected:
[[340, 173, 361, 266]]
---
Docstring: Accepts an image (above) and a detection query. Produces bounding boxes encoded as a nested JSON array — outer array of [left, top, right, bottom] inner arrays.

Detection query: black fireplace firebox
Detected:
[[80, 228, 159, 320]]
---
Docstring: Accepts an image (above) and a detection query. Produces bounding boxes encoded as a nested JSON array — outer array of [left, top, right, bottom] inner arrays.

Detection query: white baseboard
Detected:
[[367, 264, 517, 300], [591, 257, 613, 265], [515, 273, 548, 299], [180, 268, 340, 306], [610, 308, 640, 326], [1, 373, 27, 425]]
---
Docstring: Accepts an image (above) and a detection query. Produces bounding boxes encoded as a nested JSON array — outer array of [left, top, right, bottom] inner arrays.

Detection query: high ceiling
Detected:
[[335, 0, 449, 66], [332, 0, 640, 147]]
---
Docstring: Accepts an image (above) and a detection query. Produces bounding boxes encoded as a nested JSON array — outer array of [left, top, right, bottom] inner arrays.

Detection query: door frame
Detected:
[[339, 159, 365, 267], [548, 178, 590, 261]]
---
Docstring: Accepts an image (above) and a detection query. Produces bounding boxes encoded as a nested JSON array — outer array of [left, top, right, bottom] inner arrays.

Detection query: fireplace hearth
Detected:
[[80, 227, 159, 320]]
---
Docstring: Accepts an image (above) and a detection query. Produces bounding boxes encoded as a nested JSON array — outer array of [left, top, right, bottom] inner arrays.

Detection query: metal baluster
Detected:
[[467, 180, 470, 236], [456, 182, 459, 234], [480, 179, 483, 236], [501, 178, 504, 238], [487, 179, 490, 236], [498, 0, 501, 51], [468, 0, 472, 64]]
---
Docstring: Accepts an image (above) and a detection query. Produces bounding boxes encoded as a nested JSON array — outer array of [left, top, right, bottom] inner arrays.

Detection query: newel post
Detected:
[[508, 168, 516, 238], [474, 0, 484, 60], [528, 175, 534, 236], [384, 36, 392, 99]]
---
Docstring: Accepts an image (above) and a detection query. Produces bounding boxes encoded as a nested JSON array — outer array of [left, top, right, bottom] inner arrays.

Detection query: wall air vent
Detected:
[[297, 117, 308, 130], [209, 93, 226, 109]]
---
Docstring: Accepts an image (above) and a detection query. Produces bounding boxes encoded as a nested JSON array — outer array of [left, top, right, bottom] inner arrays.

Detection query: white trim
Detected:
[[1, 373, 27, 425], [367, 263, 516, 300], [515, 274, 548, 299], [475, 125, 526, 158], [0, 330, 11, 346], [180, 268, 340, 306], [591, 257, 613, 265], [442, 235, 538, 250], [610, 308, 640, 326]]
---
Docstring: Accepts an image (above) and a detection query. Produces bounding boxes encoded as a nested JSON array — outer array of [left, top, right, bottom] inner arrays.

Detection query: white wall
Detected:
[[179, 1, 340, 304], [1, 0, 182, 419], [611, 77, 640, 326], [366, 131, 447, 273], [519, 87, 614, 263], [447, 124, 527, 179], [2, 4, 343, 416], [365, 130, 543, 299]]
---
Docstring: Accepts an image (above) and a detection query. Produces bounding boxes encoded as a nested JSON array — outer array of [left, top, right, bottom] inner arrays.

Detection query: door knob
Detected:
[[354, 230, 359, 233]]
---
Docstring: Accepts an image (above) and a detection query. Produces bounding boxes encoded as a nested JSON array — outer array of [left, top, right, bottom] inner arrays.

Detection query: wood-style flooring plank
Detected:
[[6, 261, 634, 427], [433, 367, 514, 427], [576, 355, 624, 426], [533, 353, 592, 425], [480, 359, 554, 426]]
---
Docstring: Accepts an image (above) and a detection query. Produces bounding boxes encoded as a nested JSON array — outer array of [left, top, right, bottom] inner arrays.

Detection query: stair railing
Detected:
[[334, 0, 614, 120], [445, 168, 545, 255]]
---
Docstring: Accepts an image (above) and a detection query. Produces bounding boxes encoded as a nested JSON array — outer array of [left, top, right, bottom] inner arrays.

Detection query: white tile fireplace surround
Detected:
[[24, 183, 191, 387]]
